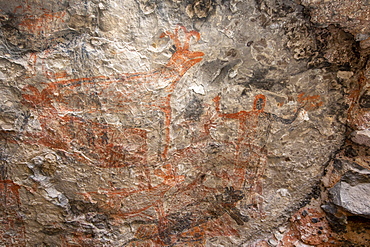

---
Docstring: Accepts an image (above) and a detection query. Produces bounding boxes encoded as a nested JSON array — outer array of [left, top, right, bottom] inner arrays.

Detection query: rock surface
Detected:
[[329, 170, 370, 218], [0, 0, 369, 246], [351, 129, 370, 146]]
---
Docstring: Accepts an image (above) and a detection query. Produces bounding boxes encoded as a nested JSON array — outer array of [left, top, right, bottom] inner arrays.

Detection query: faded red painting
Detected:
[[0, 180, 26, 246], [19, 25, 323, 246]]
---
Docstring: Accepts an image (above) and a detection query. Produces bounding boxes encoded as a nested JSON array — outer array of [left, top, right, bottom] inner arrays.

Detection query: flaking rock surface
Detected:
[[0, 0, 360, 246]]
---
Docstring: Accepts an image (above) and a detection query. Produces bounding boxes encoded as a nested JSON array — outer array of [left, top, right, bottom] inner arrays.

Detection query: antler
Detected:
[[160, 25, 201, 51], [160, 25, 204, 76]]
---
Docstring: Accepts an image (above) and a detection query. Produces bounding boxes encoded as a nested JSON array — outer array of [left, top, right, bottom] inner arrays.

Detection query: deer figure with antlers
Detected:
[[21, 25, 204, 168]]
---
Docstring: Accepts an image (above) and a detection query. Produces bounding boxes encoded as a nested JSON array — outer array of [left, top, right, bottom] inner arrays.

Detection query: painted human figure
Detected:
[[210, 94, 266, 218], [213, 94, 301, 218]]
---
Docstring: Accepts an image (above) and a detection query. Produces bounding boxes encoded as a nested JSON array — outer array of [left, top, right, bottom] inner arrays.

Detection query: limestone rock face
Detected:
[[301, 0, 370, 42], [329, 170, 370, 218], [0, 0, 368, 246], [351, 129, 370, 147]]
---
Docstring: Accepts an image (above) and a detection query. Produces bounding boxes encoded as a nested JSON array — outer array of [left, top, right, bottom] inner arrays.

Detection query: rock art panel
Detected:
[[21, 26, 203, 168], [0, 0, 355, 246]]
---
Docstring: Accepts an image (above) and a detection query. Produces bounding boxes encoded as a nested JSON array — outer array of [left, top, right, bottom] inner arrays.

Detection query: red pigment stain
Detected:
[[0, 180, 26, 246]]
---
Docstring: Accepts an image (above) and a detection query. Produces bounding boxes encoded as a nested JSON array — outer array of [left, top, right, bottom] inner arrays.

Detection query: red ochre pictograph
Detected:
[[22, 25, 204, 168], [213, 94, 268, 218], [0, 180, 26, 246], [13, 1, 67, 38], [19, 25, 324, 246]]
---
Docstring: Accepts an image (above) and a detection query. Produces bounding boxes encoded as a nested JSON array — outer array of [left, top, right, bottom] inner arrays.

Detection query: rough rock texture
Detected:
[[330, 173, 370, 219], [0, 0, 369, 246]]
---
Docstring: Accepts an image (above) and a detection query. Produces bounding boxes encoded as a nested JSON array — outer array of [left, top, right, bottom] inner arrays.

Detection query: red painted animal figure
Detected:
[[21, 25, 204, 168]]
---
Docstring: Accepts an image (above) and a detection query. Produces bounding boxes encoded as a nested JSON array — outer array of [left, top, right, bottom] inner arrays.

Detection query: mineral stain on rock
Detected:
[[184, 95, 204, 121]]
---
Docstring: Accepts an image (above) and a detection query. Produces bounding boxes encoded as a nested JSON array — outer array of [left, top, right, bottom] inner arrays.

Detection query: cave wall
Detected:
[[0, 0, 369, 246]]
